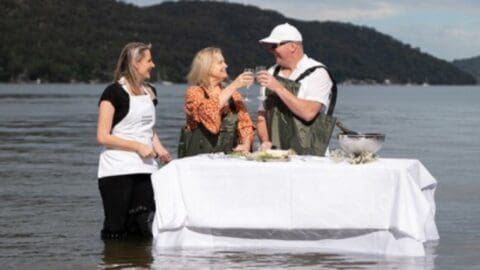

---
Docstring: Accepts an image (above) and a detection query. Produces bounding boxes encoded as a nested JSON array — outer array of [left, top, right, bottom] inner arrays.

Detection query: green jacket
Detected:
[[178, 89, 239, 158]]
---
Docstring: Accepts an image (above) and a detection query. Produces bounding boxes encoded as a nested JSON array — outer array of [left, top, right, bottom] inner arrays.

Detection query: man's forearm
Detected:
[[274, 86, 321, 122], [256, 112, 270, 143]]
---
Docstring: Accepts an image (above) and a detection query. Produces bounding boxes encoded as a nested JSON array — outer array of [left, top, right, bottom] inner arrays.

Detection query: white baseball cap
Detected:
[[259, 23, 303, 44]]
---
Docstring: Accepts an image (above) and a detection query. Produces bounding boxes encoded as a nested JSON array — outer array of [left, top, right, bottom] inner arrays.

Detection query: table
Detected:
[[151, 155, 439, 256]]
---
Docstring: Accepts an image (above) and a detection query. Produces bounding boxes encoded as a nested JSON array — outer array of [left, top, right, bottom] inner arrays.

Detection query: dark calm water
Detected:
[[1, 83, 479, 269]]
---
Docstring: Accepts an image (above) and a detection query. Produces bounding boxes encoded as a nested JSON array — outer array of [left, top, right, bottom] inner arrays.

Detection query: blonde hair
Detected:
[[187, 47, 222, 87], [113, 42, 152, 89]]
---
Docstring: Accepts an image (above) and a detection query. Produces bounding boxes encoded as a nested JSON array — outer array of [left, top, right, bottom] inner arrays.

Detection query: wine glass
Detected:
[[255, 66, 267, 100], [243, 68, 254, 102]]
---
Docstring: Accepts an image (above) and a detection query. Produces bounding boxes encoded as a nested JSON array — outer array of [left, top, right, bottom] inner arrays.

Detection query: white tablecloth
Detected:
[[151, 155, 439, 256]]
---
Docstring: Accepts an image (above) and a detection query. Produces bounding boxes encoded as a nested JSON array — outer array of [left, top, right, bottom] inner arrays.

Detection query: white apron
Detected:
[[98, 83, 158, 178]]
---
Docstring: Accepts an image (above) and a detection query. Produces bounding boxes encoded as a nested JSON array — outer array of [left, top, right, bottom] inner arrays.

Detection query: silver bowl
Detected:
[[338, 133, 386, 155]]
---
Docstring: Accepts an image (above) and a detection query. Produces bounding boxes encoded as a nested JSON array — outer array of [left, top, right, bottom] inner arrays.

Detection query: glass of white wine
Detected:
[[243, 68, 254, 102], [255, 66, 267, 100]]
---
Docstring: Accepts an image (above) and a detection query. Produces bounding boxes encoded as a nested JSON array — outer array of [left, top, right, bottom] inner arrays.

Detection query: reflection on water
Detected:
[[95, 238, 433, 269], [100, 239, 153, 269], [151, 242, 437, 269]]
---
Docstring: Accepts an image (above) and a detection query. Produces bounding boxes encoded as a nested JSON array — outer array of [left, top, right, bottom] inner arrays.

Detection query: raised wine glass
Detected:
[[255, 66, 267, 100], [243, 68, 254, 102]]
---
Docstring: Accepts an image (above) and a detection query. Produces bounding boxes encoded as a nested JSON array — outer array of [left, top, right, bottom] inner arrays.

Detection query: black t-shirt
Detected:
[[99, 82, 157, 128]]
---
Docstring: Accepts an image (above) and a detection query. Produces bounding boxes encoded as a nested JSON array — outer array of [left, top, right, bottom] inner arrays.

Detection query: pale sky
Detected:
[[121, 0, 480, 61]]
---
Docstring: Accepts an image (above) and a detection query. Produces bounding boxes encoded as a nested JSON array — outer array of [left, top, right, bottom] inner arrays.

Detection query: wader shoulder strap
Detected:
[[294, 65, 323, 82], [143, 83, 158, 105], [271, 64, 337, 115], [273, 65, 281, 76], [295, 65, 337, 116], [273, 65, 328, 83], [327, 76, 337, 116], [228, 97, 237, 113]]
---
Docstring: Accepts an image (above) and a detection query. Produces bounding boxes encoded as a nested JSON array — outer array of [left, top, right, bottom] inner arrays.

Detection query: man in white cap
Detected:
[[256, 22, 337, 156]]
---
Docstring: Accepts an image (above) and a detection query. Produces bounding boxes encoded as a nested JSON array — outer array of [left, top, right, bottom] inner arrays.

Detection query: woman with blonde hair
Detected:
[[178, 47, 254, 157], [96, 42, 171, 239]]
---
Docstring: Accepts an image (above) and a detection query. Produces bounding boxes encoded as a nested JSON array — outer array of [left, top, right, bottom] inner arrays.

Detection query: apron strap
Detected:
[[143, 83, 157, 105]]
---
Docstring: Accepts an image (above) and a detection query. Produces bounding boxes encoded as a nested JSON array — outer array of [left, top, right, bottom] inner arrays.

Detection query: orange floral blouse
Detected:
[[185, 85, 254, 144]]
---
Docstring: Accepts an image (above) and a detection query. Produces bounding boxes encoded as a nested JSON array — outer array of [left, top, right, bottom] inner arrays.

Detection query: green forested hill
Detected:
[[452, 56, 480, 84], [0, 0, 476, 84]]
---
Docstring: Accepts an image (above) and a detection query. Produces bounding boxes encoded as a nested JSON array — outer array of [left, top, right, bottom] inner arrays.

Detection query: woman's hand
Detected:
[[152, 132, 171, 163], [259, 141, 273, 152], [220, 71, 254, 107], [231, 71, 254, 89], [155, 147, 172, 163], [233, 143, 251, 153], [136, 143, 157, 159]]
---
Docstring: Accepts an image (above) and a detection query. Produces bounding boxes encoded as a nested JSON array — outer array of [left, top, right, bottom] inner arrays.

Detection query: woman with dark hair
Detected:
[[96, 42, 171, 239]]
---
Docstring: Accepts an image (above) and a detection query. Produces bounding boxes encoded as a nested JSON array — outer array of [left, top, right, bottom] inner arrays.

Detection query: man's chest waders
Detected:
[[264, 66, 337, 156]]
